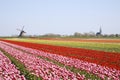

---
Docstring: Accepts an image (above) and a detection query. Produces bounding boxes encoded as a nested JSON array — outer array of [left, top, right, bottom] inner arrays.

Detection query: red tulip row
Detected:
[[0, 50, 26, 80], [0, 41, 84, 80], [2, 41, 120, 80], [1, 39, 120, 70]]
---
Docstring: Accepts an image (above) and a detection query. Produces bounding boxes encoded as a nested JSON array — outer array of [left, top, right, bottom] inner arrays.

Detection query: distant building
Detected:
[[96, 27, 102, 36]]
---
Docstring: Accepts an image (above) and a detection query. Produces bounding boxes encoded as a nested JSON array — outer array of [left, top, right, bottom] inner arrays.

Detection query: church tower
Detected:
[[99, 27, 102, 34], [96, 27, 102, 36]]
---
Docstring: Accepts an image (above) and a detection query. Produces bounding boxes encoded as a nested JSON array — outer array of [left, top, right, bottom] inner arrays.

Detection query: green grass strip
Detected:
[[0, 48, 42, 80]]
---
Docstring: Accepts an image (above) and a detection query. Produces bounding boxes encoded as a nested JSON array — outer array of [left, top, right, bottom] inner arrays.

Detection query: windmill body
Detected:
[[18, 30, 26, 37]]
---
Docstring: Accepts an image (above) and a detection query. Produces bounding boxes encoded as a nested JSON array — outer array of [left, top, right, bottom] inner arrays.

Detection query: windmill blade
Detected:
[[16, 29, 21, 31]]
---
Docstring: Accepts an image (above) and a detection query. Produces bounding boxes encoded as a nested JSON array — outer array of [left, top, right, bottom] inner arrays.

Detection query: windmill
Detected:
[[17, 26, 26, 37]]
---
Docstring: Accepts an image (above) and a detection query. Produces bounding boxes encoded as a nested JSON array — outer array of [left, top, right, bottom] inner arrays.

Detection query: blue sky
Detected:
[[0, 0, 120, 36]]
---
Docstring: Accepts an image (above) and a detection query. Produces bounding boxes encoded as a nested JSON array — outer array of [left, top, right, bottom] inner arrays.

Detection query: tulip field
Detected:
[[0, 38, 120, 80], [0, 50, 26, 80]]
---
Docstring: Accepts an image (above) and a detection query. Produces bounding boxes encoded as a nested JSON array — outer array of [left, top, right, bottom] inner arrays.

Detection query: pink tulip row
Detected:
[[0, 41, 85, 80], [0, 50, 26, 80], [2, 41, 120, 80]]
